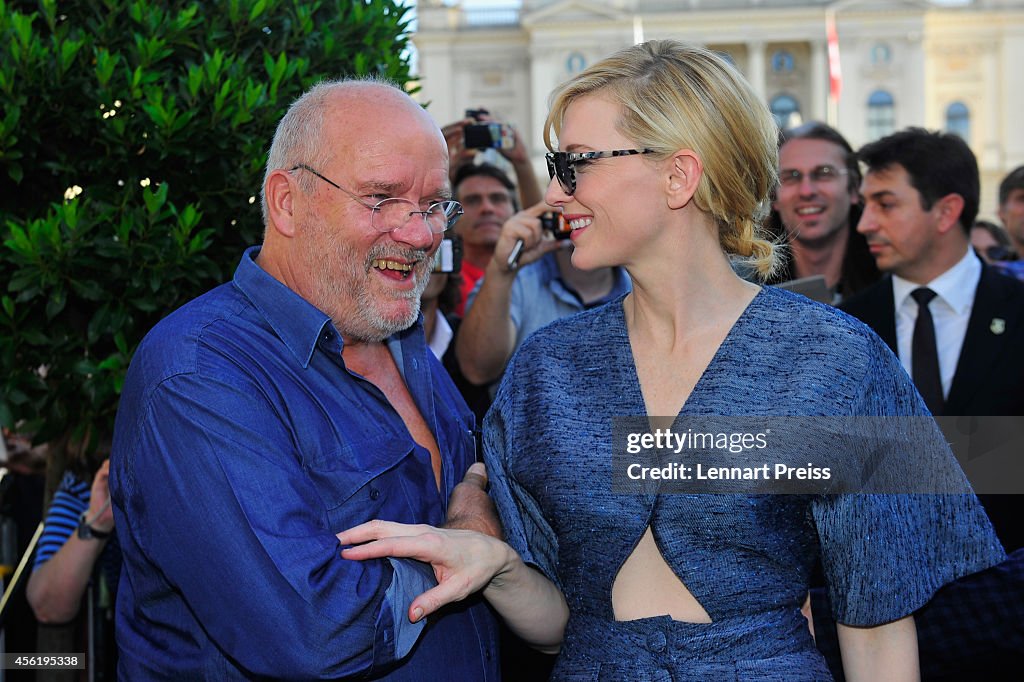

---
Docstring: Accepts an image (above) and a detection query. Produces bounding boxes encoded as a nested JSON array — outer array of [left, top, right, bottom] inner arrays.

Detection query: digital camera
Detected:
[[463, 108, 515, 150], [433, 235, 464, 274], [540, 212, 571, 240]]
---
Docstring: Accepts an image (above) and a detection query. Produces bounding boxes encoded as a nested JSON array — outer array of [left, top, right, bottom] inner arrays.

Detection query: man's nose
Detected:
[[856, 206, 875, 233], [390, 215, 436, 249]]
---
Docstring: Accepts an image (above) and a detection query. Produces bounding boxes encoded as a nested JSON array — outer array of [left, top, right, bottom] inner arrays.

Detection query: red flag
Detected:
[[826, 12, 842, 100]]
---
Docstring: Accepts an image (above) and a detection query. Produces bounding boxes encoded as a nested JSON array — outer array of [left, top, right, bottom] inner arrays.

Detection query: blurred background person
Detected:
[[765, 121, 879, 303], [27, 448, 119, 679], [971, 219, 1015, 264], [442, 110, 544, 315]]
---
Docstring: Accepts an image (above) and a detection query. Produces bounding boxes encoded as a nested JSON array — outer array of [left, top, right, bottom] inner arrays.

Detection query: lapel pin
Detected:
[[990, 318, 1006, 335]]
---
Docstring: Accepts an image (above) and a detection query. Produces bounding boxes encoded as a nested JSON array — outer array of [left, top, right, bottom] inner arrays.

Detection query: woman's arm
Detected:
[[837, 615, 919, 682], [338, 520, 568, 653]]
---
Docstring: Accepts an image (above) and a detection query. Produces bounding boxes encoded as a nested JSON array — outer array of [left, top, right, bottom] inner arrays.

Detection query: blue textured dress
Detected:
[[484, 286, 1005, 681]]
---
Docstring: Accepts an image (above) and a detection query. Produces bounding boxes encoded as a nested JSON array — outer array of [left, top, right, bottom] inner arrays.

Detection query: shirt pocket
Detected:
[[303, 435, 416, 530]]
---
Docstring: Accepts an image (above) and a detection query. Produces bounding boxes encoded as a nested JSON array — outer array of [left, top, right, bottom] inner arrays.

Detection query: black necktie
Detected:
[[911, 287, 944, 415]]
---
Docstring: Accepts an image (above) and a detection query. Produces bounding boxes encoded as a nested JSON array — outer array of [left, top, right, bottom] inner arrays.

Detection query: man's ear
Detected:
[[265, 169, 298, 238], [933, 193, 966, 235], [666, 150, 702, 210]]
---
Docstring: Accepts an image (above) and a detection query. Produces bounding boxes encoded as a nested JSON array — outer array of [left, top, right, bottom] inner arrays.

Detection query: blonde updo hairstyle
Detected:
[[544, 40, 781, 279]]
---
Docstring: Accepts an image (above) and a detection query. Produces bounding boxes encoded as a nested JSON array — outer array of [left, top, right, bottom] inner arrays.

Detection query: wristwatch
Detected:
[[77, 512, 112, 540]]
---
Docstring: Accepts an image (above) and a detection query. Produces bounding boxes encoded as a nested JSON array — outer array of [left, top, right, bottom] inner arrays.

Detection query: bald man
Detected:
[[110, 79, 499, 680]]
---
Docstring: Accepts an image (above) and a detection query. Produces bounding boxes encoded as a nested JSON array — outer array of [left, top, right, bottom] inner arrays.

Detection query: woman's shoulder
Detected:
[[753, 286, 885, 357]]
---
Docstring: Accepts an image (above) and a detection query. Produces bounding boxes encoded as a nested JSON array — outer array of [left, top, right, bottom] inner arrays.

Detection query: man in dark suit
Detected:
[[843, 132, 1024, 420], [822, 127, 1024, 680]]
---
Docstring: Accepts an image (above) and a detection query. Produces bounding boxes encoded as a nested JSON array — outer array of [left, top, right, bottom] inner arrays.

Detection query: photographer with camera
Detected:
[[455, 202, 630, 388], [442, 108, 544, 211], [442, 110, 546, 317]]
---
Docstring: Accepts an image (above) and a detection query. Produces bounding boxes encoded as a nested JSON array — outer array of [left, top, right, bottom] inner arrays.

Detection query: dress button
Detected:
[[369, 488, 381, 501], [645, 630, 667, 653]]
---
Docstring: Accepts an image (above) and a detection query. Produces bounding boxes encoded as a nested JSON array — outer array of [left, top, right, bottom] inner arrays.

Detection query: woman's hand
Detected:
[[337, 520, 516, 623]]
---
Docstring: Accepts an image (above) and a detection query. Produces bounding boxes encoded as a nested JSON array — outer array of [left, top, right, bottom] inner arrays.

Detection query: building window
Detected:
[[771, 50, 794, 73], [870, 43, 892, 67], [770, 94, 802, 130], [946, 101, 970, 140], [566, 52, 586, 75], [715, 50, 737, 68], [867, 89, 895, 140]]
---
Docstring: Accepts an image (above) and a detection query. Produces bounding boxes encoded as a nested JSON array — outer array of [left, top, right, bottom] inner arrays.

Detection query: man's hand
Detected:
[[442, 118, 478, 181], [87, 459, 114, 533], [492, 202, 565, 274], [445, 462, 503, 539]]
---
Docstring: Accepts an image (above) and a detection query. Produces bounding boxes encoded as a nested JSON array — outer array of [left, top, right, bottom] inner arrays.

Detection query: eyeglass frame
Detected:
[[777, 164, 850, 188], [545, 149, 654, 196], [289, 164, 463, 234]]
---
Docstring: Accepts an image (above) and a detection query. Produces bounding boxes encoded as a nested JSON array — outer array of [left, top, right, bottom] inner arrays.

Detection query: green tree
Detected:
[[0, 0, 415, 462]]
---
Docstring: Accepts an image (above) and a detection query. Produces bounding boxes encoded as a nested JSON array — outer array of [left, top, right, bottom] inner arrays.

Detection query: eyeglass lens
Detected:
[[372, 199, 462, 234], [546, 154, 575, 195], [780, 165, 845, 186]]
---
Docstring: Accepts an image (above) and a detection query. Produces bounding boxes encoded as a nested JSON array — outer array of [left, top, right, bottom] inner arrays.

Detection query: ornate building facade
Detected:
[[413, 0, 1024, 217]]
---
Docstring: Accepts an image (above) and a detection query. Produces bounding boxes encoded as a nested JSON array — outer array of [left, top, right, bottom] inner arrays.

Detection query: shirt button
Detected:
[[645, 630, 667, 653], [369, 488, 381, 501]]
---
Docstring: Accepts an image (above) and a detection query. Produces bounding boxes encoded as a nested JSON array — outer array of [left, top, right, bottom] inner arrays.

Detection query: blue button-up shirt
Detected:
[[110, 247, 499, 680]]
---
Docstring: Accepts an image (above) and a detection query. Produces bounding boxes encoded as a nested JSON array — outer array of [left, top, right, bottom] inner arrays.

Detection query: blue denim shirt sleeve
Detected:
[[385, 558, 438, 657], [113, 369, 423, 678]]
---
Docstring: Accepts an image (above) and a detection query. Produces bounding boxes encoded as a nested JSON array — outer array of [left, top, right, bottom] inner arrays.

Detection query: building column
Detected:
[[748, 40, 766, 101], [981, 42, 1001, 169], [810, 39, 828, 123]]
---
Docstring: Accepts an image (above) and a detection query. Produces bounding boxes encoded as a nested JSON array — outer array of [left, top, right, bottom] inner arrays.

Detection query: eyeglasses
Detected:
[[290, 164, 463, 234], [778, 165, 849, 188], [545, 149, 654, 195]]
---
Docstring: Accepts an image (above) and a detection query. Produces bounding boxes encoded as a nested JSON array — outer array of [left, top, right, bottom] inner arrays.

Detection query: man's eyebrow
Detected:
[[865, 189, 896, 201], [357, 180, 406, 195]]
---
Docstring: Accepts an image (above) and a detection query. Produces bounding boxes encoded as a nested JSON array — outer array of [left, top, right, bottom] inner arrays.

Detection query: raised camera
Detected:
[[464, 122, 515, 150], [540, 212, 571, 240], [432, 236, 463, 274]]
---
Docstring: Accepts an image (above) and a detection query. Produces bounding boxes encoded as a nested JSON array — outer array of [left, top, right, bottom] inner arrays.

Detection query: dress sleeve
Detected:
[[812, 333, 1006, 626], [483, 370, 561, 590]]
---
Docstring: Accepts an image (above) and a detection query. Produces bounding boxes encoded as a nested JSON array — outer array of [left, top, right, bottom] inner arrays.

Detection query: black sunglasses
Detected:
[[545, 149, 653, 195]]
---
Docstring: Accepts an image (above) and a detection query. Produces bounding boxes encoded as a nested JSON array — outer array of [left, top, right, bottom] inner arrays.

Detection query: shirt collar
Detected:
[[232, 246, 334, 368], [541, 250, 632, 306], [892, 247, 981, 316], [427, 309, 454, 360]]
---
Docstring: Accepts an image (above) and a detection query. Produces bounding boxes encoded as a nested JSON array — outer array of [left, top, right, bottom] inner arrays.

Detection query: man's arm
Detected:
[[499, 124, 544, 209], [27, 461, 113, 623], [111, 372, 432, 678], [456, 202, 561, 385], [445, 462, 503, 539]]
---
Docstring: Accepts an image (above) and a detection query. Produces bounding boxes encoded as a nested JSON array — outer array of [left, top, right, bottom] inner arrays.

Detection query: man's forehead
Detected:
[[457, 175, 512, 196], [779, 138, 846, 167], [863, 164, 910, 190]]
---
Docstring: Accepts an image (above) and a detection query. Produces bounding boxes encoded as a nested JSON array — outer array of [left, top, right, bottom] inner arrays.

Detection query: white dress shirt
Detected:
[[427, 308, 454, 361], [892, 248, 981, 399]]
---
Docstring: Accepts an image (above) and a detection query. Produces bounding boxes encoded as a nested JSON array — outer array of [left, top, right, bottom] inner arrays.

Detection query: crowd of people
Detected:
[[19, 38, 1024, 681]]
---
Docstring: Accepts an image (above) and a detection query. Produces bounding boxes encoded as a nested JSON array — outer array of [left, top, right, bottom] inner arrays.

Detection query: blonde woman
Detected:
[[340, 41, 1003, 680]]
